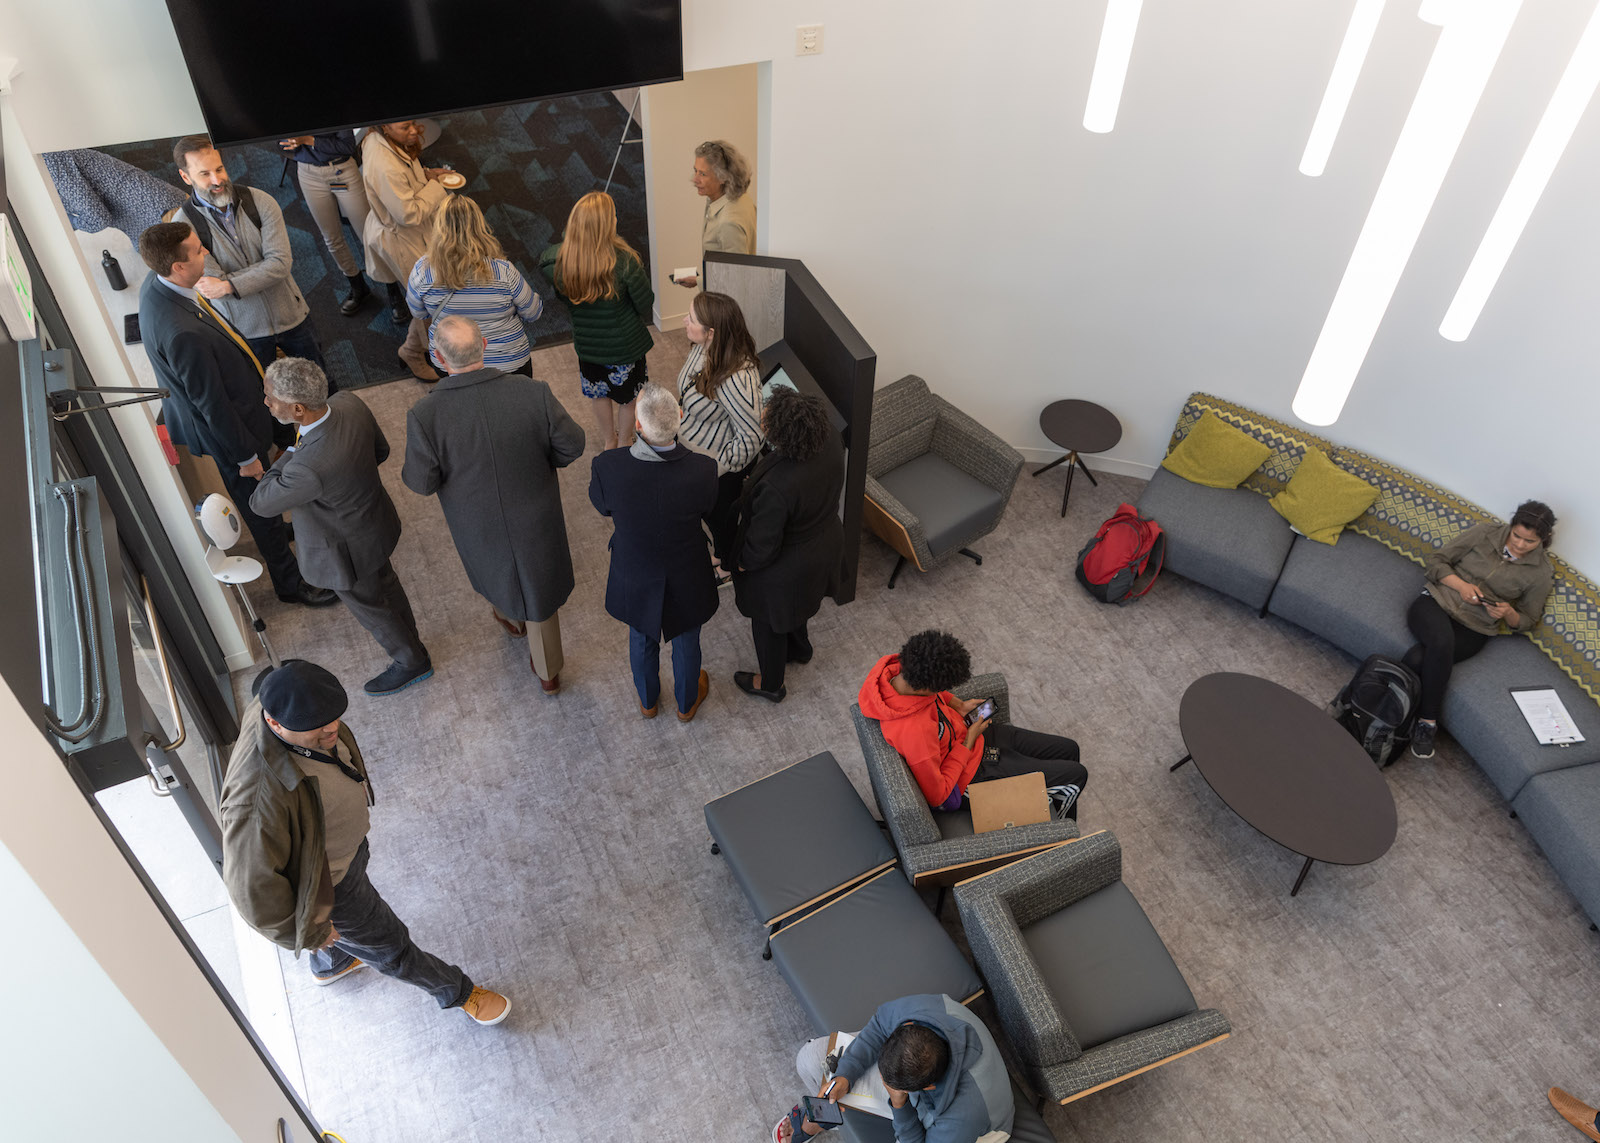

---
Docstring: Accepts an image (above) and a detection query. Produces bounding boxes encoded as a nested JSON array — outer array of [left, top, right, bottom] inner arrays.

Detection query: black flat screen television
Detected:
[[163, 0, 683, 147]]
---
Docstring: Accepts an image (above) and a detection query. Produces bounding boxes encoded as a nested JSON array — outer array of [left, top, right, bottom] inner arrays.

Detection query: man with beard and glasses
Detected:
[[165, 134, 330, 389], [252, 357, 433, 697]]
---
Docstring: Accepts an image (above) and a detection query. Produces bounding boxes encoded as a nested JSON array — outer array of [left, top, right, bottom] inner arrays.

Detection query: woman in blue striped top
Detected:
[[407, 196, 543, 378]]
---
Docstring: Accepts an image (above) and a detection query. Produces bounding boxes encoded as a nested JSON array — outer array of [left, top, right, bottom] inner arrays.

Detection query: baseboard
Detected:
[[1016, 448, 1156, 481]]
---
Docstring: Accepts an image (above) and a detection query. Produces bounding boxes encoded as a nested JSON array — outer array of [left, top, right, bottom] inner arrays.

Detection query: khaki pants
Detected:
[[296, 158, 370, 278], [494, 606, 564, 680]]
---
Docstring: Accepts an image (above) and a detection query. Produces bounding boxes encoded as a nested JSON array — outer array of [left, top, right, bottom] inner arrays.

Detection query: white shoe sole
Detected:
[[310, 961, 365, 987], [466, 995, 511, 1026]]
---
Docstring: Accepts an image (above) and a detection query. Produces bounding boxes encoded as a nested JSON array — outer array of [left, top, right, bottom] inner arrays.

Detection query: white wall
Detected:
[[2, 0, 1597, 577], [678, 0, 1600, 574]]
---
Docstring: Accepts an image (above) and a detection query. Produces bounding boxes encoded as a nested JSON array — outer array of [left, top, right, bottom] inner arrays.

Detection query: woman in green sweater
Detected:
[[540, 192, 655, 450]]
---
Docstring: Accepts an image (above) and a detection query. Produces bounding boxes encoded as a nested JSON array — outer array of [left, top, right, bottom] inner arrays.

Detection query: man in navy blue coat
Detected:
[[589, 384, 718, 721], [137, 220, 334, 608]]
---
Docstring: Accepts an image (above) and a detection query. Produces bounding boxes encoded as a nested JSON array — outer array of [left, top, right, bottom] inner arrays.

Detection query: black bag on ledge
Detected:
[[1327, 654, 1421, 767]]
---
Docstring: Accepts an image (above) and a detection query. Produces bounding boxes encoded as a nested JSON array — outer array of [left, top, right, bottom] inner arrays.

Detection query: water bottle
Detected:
[[101, 250, 127, 291]]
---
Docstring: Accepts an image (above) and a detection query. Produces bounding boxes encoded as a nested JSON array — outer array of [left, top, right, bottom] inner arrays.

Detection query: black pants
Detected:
[[1402, 593, 1490, 721], [335, 558, 428, 669], [216, 459, 302, 597], [709, 462, 755, 565], [308, 840, 472, 1008], [974, 723, 1089, 816], [750, 617, 812, 693]]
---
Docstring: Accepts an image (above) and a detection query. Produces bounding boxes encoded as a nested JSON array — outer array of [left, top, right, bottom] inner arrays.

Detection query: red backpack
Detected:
[[1075, 503, 1166, 604]]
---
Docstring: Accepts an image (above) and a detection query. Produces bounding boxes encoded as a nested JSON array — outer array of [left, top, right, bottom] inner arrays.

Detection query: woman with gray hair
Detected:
[[675, 140, 756, 290]]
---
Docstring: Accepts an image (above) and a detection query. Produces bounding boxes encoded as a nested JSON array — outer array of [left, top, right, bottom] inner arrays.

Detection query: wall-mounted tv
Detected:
[[163, 0, 684, 147]]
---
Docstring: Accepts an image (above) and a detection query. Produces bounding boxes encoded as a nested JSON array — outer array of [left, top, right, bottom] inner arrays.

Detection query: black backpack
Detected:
[[1327, 655, 1421, 767]]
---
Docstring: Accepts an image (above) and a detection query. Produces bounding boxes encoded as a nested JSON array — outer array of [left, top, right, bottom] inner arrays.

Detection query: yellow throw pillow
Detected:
[[1160, 412, 1273, 489], [1269, 447, 1379, 545]]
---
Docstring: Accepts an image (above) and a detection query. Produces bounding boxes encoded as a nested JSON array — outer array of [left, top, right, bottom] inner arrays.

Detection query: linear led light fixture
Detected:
[[1084, 0, 1144, 133], [1301, 0, 1388, 176], [1440, 0, 1600, 340], [1293, 0, 1523, 426]]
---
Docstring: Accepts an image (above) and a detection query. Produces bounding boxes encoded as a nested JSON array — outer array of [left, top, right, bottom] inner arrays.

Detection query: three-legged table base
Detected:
[[1032, 451, 1101, 516]]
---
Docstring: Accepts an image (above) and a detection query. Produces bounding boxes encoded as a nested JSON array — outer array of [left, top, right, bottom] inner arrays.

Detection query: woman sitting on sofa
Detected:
[[858, 629, 1088, 819], [1404, 500, 1557, 759]]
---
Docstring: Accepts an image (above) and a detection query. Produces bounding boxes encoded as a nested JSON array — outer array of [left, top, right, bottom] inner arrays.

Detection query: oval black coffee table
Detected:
[[1032, 399, 1122, 517], [1170, 672, 1397, 896]]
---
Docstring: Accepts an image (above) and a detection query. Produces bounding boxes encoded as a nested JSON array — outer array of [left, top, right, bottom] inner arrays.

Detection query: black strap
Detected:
[[179, 185, 263, 251]]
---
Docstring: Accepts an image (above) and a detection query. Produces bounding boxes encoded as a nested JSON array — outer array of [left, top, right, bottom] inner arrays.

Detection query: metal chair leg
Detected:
[[887, 554, 908, 588], [957, 548, 983, 565]]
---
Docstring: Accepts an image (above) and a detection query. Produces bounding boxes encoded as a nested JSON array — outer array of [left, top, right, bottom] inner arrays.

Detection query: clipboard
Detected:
[[1510, 686, 1585, 746]]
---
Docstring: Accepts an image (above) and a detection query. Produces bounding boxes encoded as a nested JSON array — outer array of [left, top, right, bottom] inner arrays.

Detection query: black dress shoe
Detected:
[[365, 657, 434, 696], [734, 670, 786, 703], [340, 276, 371, 316], [389, 301, 411, 325], [277, 584, 339, 608]]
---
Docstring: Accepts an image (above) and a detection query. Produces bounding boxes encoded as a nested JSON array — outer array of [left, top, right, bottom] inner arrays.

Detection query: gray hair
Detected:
[[694, 140, 752, 199], [264, 357, 328, 408], [634, 384, 682, 446], [434, 314, 486, 371]]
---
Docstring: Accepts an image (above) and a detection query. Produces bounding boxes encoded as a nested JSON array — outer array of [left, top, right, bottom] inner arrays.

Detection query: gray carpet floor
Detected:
[[230, 332, 1600, 1142]]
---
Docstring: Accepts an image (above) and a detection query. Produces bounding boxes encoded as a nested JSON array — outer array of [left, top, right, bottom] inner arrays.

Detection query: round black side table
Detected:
[[1032, 399, 1122, 517]]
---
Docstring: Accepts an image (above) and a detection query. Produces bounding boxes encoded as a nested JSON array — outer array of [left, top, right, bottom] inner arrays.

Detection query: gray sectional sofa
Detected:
[[1137, 393, 1600, 928]]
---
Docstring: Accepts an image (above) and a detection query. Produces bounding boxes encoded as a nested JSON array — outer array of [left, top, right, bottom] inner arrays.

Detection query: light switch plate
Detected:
[[796, 24, 824, 56]]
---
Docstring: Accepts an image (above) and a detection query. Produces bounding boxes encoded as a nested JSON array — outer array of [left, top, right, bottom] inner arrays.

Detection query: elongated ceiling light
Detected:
[[1302, 0, 1388, 176], [1293, 0, 1523, 426], [1085, 0, 1144, 133], [1440, 0, 1600, 340]]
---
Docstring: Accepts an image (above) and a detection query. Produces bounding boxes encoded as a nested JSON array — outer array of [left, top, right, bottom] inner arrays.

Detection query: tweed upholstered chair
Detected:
[[851, 672, 1080, 893], [863, 375, 1025, 588], [956, 831, 1230, 1105]]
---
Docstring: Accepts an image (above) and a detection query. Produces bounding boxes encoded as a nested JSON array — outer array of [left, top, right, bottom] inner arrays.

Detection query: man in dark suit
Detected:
[[403, 316, 584, 695], [589, 384, 718, 721], [136, 221, 334, 608], [251, 358, 431, 697]]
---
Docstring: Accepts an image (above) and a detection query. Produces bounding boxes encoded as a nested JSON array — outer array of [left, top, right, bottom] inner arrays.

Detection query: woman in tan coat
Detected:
[[361, 121, 451, 380]]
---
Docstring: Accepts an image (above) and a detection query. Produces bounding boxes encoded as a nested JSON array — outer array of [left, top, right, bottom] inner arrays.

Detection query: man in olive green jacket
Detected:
[[220, 659, 509, 1024]]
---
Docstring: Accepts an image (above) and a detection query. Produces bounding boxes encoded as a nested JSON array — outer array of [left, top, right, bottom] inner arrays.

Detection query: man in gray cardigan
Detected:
[[403, 316, 585, 693], [168, 135, 329, 384], [251, 358, 432, 697]]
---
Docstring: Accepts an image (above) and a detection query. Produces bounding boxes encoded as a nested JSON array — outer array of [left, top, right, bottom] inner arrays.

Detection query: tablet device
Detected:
[[762, 361, 800, 402]]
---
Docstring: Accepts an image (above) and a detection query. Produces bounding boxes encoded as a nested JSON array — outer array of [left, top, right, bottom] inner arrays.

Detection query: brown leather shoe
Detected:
[[1550, 1088, 1600, 1140], [640, 702, 658, 719], [677, 670, 710, 722], [530, 660, 559, 694], [492, 610, 526, 638], [460, 986, 510, 1027]]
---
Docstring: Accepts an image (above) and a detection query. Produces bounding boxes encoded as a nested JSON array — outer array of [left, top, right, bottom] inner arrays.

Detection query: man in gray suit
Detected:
[[402, 316, 585, 694], [251, 359, 432, 696]]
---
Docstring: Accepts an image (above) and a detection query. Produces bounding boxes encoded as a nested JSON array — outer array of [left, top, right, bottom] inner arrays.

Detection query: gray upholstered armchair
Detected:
[[864, 375, 1025, 588], [851, 672, 1080, 891], [956, 831, 1230, 1106]]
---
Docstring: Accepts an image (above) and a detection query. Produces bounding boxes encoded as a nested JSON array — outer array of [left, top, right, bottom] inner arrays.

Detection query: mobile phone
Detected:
[[123, 313, 141, 344], [801, 1096, 845, 1127], [964, 699, 994, 727]]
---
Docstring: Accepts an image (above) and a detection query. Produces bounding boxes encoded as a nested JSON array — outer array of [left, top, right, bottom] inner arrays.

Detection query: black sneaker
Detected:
[[1410, 720, 1437, 759], [364, 657, 433, 696]]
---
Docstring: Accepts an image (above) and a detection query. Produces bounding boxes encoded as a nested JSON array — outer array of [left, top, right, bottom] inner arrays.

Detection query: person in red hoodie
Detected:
[[858, 629, 1087, 818]]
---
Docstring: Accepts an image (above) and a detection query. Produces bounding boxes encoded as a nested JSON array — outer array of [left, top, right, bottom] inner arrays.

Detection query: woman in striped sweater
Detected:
[[407, 195, 543, 378], [540, 192, 656, 451], [677, 291, 765, 565]]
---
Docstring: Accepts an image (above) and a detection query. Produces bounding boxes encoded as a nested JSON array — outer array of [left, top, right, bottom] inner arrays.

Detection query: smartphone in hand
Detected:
[[964, 699, 995, 727]]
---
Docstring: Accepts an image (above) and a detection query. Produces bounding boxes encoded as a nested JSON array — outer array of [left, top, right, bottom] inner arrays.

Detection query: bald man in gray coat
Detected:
[[402, 316, 585, 693]]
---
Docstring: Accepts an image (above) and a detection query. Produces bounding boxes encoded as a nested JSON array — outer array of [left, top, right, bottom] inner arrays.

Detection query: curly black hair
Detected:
[[1510, 499, 1557, 548], [763, 388, 832, 461], [898, 629, 972, 693]]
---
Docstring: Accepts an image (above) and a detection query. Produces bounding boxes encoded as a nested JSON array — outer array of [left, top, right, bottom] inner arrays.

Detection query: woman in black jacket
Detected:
[[730, 389, 846, 703]]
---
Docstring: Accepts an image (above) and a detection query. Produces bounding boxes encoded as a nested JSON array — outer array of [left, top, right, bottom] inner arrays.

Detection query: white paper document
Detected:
[[1511, 687, 1585, 745]]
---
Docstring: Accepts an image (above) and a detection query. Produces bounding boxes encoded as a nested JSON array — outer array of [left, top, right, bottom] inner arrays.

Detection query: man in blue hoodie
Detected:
[[775, 993, 1014, 1143]]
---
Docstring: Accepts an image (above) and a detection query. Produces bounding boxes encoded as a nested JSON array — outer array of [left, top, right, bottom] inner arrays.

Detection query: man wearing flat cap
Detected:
[[219, 659, 509, 1025]]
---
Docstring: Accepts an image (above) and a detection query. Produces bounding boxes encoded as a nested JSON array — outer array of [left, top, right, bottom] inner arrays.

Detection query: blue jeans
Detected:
[[629, 626, 702, 713], [307, 840, 472, 1008], [247, 316, 330, 388]]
